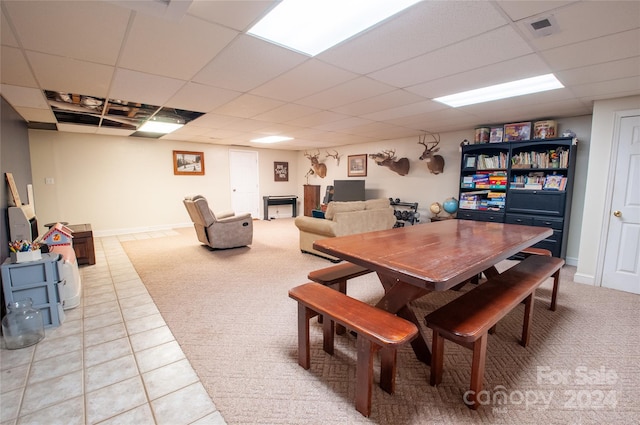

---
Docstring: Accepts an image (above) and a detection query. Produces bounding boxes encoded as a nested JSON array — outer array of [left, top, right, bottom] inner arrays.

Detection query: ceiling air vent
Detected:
[[525, 15, 560, 38]]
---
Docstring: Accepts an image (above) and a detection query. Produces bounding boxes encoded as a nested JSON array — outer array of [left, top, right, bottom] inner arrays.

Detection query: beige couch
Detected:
[[294, 198, 396, 261]]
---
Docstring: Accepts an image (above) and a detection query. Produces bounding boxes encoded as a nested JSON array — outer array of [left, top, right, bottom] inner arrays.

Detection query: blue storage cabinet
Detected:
[[2, 253, 66, 327]]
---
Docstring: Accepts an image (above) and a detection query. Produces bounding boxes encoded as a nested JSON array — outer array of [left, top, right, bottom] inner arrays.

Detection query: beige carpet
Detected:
[[122, 219, 640, 425]]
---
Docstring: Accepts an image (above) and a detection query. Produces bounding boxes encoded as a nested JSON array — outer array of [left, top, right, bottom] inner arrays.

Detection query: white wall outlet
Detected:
[[45, 177, 55, 184]]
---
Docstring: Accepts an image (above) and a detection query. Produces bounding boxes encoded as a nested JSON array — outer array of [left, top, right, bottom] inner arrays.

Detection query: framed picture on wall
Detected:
[[274, 161, 288, 181], [348, 154, 367, 177], [173, 150, 204, 175]]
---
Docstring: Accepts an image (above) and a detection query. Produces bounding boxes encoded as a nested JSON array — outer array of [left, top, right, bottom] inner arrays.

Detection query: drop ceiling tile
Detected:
[[187, 0, 274, 32], [363, 100, 444, 122], [170, 125, 209, 137], [540, 29, 640, 71], [250, 123, 303, 136], [314, 117, 373, 132], [193, 34, 306, 93], [286, 110, 351, 128], [556, 57, 640, 87], [296, 77, 395, 110], [96, 127, 135, 137], [56, 123, 98, 134], [1, 8, 18, 47], [166, 82, 241, 113], [218, 117, 270, 132], [198, 128, 245, 140], [252, 103, 320, 123], [119, 14, 238, 80], [406, 54, 551, 99], [1, 46, 38, 87], [4, 1, 129, 65], [250, 59, 356, 102], [496, 0, 575, 22], [26, 52, 114, 98], [333, 89, 425, 116], [212, 94, 284, 118], [109, 69, 185, 106], [569, 76, 640, 99], [1, 84, 48, 109], [13, 106, 56, 123], [518, 1, 640, 51], [187, 113, 242, 129], [319, 1, 507, 74], [370, 26, 534, 88]]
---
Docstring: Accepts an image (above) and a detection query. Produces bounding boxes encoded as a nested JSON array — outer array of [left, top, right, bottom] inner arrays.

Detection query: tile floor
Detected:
[[0, 230, 227, 425]]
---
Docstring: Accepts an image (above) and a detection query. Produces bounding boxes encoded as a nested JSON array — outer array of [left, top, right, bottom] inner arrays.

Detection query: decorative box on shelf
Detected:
[[10, 249, 42, 264]]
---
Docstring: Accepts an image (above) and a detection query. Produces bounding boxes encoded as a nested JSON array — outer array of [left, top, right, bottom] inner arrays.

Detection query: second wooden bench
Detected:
[[289, 282, 418, 417], [425, 255, 564, 409]]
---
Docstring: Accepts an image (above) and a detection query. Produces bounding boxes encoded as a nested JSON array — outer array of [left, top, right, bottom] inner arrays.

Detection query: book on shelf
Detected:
[[524, 183, 543, 190], [543, 174, 567, 190]]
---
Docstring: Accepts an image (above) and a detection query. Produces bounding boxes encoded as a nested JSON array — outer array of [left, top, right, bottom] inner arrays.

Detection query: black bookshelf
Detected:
[[457, 137, 577, 258]]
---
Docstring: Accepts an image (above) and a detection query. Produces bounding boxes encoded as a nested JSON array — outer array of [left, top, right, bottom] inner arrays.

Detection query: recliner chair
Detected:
[[183, 195, 253, 249]]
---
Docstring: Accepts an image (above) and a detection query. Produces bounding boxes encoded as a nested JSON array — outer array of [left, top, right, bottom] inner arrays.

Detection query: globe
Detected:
[[430, 202, 442, 217], [443, 197, 459, 215]]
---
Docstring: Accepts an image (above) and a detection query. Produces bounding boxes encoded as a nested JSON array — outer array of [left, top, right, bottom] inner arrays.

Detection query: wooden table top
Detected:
[[313, 220, 552, 291]]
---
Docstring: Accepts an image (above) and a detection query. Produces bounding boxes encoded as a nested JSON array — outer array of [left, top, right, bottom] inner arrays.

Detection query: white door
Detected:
[[602, 114, 640, 294], [229, 150, 260, 218]]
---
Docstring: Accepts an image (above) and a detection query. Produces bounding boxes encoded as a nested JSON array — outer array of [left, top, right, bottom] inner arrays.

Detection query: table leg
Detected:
[[375, 273, 432, 365]]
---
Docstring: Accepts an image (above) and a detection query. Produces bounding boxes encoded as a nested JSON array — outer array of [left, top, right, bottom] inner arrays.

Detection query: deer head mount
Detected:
[[368, 150, 410, 176], [418, 132, 445, 175], [304, 149, 327, 178], [325, 149, 341, 166]]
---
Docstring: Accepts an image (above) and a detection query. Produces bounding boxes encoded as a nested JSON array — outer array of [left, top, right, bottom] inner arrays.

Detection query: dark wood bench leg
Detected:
[[521, 293, 535, 348], [322, 316, 335, 355], [317, 281, 347, 335], [429, 331, 444, 386], [297, 304, 314, 369], [550, 269, 560, 311], [468, 334, 488, 410], [379, 347, 397, 394], [355, 337, 376, 417]]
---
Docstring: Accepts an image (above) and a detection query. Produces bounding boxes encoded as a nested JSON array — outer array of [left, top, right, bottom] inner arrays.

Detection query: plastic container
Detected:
[[2, 298, 45, 349]]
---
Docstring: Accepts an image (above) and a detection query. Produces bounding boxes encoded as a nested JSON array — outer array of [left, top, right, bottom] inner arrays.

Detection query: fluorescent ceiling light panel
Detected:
[[434, 74, 565, 107], [138, 120, 184, 134], [248, 0, 421, 56], [251, 135, 294, 144]]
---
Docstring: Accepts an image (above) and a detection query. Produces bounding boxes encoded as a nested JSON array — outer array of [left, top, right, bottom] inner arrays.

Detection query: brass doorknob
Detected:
[[613, 210, 622, 217]]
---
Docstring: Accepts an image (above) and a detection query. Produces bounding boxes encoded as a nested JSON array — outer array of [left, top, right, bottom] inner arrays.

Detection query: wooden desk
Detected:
[[313, 220, 552, 364]]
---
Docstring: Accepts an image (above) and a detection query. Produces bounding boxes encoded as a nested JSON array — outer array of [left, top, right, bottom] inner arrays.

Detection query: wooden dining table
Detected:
[[312, 219, 553, 365]]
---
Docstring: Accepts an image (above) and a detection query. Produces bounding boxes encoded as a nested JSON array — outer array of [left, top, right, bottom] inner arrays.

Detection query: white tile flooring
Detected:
[[0, 230, 227, 425]]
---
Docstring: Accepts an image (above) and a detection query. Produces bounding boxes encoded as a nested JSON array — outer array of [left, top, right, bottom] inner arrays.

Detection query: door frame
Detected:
[[229, 149, 260, 218], [595, 108, 640, 287]]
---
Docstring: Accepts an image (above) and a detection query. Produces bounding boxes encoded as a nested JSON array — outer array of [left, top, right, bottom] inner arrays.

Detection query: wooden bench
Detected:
[[482, 247, 560, 311], [289, 282, 418, 417], [425, 255, 564, 409], [308, 263, 373, 334]]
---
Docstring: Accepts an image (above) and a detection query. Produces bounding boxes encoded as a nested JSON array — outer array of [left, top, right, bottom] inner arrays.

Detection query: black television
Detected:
[[331, 180, 365, 202]]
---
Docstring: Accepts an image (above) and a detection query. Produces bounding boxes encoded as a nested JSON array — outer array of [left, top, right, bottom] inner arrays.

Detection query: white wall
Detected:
[[29, 116, 594, 266], [575, 95, 640, 285], [29, 131, 299, 236], [295, 130, 469, 223]]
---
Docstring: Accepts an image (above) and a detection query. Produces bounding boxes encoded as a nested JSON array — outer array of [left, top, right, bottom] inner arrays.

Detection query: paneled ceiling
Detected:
[[1, 0, 639, 150]]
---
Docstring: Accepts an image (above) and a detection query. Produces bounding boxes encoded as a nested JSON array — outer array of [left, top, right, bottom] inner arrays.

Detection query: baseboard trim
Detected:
[[573, 272, 596, 285], [94, 222, 192, 237]]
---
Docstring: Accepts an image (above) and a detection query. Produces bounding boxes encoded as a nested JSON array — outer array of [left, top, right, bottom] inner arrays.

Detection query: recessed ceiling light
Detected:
[[247, 0, 421, 56], [251, 135, 294, 144], [138, 117, 184, 134], [433, 74, 565, 107]]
